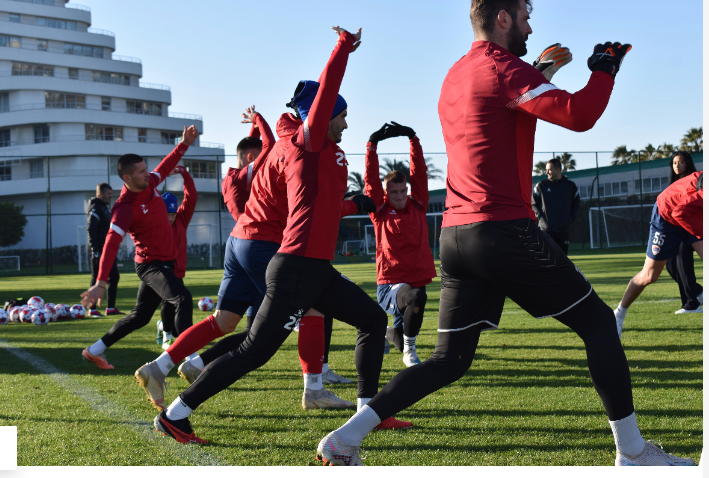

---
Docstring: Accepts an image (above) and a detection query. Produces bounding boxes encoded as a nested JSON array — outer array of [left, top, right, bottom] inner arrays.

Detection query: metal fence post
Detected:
[[46, 156, 52, 273], [107, 156, 110, 183], [216, 156, 223, 269], [595, 152, 601, 249], [638, 160, 644, 243]]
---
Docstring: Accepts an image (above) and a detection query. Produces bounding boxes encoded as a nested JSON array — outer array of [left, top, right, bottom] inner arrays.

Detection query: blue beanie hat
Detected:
[[287, 80, 347, 121], [162, 192, 178, 213]]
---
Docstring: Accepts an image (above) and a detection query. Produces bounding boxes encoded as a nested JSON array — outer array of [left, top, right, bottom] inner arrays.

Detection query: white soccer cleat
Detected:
[[675, 306, 702, 314], [403, 349, 422, 367], [616, 440, 695, 466], [698, 291, 703, 306], [177, 360, 202, 384], [302, 388, 355, 410], [134, 362, 168, 410], [316, 430, 363, 466], [322, 368, 354, 384]]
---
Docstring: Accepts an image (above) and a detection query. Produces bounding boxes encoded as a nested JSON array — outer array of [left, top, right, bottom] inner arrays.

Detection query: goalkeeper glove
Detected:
[[368, 124, 390, 145], [347, 194, 376, 214], [587, 42, 632, 79], [533, 43, 572, 81], [386, 121, 416, 139]]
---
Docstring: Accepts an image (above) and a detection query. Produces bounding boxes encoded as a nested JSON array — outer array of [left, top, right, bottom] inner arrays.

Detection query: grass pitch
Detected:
[[0, 247, 702, 466]]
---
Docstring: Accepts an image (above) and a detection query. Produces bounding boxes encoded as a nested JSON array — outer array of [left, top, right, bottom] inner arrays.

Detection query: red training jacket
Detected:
[[97, 142, 189, 283], [657, 172, 703, 239], [365, 137, 437, 286], [438, 41, 615, 227], [222, 112, 275, 233], [279, 31, 356, 259], [171, 166, 197, 279]]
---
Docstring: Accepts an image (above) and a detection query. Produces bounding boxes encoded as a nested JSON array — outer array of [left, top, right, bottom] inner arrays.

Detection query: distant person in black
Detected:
[[532, 158, 580, 254], [665, 151, 703, 314], [87, 183, 121, 316]]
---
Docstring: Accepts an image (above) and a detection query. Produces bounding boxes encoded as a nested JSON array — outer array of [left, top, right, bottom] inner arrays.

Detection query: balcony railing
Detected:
[[0, 134, 223, 149], [87, 28, 115, 37], [0, 70, 169, 90], [0, 102, 202, 121], [0, 41, 141, 64], [10, 0, 91, 12], [138, 82, 171, 91]]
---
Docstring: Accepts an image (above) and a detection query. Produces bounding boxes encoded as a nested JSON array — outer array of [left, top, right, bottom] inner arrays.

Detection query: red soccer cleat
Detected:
[[374, 416, 413, 430], [81, 348, 115, 370], [154, 410, 207, 444]]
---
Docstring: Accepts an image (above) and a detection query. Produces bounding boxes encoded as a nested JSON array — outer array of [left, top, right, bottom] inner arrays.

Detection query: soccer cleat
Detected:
[[81, 348, 115, 370], [698, 291, 703, 306], [383, 336, 390, 355], [154, 410, 207, 444], [302, 388, 355, 410], [134, 362, 167, 410], [616, 440, 695, 466], [675, 306, 702, 314], [156, 320, 163, 345], [177, 360, 202, 384], [322, 368, 354, 384], [105, 308, 123, 316], [88, 309, 103, 317], [316, 430, 363, 466], [161, 338, 174, 351], [375, 416, 413, 430], [403, 349, 421, 367]]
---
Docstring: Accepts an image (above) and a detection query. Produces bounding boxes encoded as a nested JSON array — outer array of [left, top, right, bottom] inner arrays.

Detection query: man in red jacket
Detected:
[[156, 165, 197, 350], [615, 172, 703, 337], [79, 125, 199, 371], [318, 1, 693, 468], [365, 122, 437, 367]]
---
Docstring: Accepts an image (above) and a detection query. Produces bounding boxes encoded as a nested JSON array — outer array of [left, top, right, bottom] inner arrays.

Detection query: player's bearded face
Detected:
[[327, 110, 348, 143], [507, 16, 528, 57]]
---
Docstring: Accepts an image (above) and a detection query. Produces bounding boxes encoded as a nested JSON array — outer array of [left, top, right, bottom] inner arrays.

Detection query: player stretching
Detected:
[[317, 1, 694, 466], [614, 172, 703, 337], [155, 165, 198, 349], [153, 27, 410, 445], [80, 126, 199, 371], [365, 122, 436, 367]]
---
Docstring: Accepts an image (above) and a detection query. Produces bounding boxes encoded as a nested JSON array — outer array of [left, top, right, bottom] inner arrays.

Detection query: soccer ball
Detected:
[[20, 307, 34, 323], [28, 296, 44, 309], [54, 304, 69, 319], [32, 309, 49, 326], [198, 297, 214, 311], [8, 306, 22, 323], [69, 304, 86, 319], [44, 305, 57, 322], [0, 309, 9, 325]]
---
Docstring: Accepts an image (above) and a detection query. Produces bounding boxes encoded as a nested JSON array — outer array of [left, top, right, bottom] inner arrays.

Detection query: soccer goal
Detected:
[[342, 239, 365, 255], [588, 205, 654, 249], [0, 255, 20, 272]]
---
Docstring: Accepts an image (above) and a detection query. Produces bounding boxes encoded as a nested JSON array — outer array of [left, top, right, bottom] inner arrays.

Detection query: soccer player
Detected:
[[79, 125, 199, 372], [614, 171, 703, 337], [365, 122, 437, 367], [156, 165, 198, 350], [86, 183, 121, 317], [317, 1, 693, 466], [153, 27, 411, 445]]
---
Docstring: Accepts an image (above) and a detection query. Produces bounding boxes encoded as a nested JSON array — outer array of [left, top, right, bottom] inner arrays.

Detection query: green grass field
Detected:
[[0, 247, 702, 466]]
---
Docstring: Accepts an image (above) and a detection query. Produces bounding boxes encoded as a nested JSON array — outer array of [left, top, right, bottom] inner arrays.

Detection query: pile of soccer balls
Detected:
[[0, 296, 87, 326]]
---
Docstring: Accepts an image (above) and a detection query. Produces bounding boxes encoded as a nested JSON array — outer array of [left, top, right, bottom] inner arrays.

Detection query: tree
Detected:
[[0, 202, 28, 247], [534, 161, 547, 175], [347, 172, 364, 193], [680, 126, 703, 152], [639, 143, 660, 161], [554, 152, 576, 172], [611, 145, 632, 165], [656, 142, 677, 157], [424, 157, 444, 181], [379, 157, 410, 182]]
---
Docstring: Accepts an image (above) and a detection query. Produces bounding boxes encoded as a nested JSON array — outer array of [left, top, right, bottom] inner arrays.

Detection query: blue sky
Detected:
[[79, 0, 703, 190]]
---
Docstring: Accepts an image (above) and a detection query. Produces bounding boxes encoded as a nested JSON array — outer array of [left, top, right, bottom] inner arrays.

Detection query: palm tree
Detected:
[[656, 142, 676, 157], [347, 172, 364, 193], [379, 157, 410, 182], [554, 152, 575, 172], [611, 145, 632, 165], [534, 161, 547, 175], [680, 126, 703, 152], [640, 143, 659, 161], [424, 157, 444, 181]]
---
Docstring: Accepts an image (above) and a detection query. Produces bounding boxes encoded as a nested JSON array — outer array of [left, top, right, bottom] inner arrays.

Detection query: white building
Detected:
[[0, 0, 229, 264]]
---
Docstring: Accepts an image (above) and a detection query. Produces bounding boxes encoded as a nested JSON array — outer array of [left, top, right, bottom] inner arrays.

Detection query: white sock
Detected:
[[155, 351, 175, 376], [610, 412, 645, 456], [615, 303, 628, 320], [403, 334, 416, 352], [88, 339, 107, 356], [357, 397, 371, 411], [188, 354, 204, 370], [166, 397, 193, 421], [304, 373, 323, 391], [322, 362, 330, 373], [163, 331, 173, 343], [336, 405, 381, 446]]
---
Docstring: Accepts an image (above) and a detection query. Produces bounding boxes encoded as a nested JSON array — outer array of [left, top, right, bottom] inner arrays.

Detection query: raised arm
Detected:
[[174, 166, 197, 227], [408, 136, 428, 210], [153, 125, 198, 184], [364, 127, 385, 208], [241, 110, 275, 178]]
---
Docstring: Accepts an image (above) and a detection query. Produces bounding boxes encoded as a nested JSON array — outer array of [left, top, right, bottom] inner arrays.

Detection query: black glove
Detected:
[[587, 42, 632, 79], [386, 121, 416, 139], [368, 124, 390, 145], [347, 194, 376, 214]]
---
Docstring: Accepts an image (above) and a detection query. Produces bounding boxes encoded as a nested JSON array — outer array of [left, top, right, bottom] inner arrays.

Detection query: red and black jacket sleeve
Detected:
[[96, 203, 133, 283], [176, 167, 197, 228], [364, 142, 385, 212], [408, 137, 428, 210], [152, 142, 189, 186]]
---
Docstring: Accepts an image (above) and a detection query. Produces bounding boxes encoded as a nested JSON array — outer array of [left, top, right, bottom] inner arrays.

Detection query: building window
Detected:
[[0, 129, 10, 148], [36, 17, 77, 31], [183, 160, 216, 179], [45, 92, 86, 109], [12, 62, 54, 77], [37, 39, 48, 51], [34, 124, 49, 144], [64, 43, 103, 59], [29, 159, 44, 178], [634, 177, 669, 194], [9, 14, 20, 23], [0, 162, 11, 180], [597, 181, 628, 198], [92, 71, 130, 86], [86, 124, 123, 142], [138, 128, 147, 143], [127, 101, 162, 116], [68, 68, 79, 79], [161, 131, 181, 145], [0, 36, 21, 48], [0, 93, 8, 113], [101, 97, 111, 111]]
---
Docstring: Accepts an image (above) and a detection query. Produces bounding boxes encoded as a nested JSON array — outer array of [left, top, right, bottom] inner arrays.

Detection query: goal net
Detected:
[[588, 205, 653, 249], [0, 255, 20, 272]]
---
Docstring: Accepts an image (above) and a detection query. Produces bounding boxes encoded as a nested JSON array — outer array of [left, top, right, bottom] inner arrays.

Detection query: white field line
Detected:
[[0, 338, 224, 466]]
